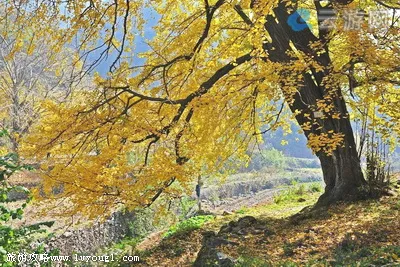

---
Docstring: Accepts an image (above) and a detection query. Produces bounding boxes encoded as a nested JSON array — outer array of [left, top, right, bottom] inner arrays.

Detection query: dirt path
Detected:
[[202, 187, 284, 214]]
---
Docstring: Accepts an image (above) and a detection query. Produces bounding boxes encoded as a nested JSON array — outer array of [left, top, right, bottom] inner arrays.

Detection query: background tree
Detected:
[[0, 9, 82, 152], [4, 0, 398, 218]]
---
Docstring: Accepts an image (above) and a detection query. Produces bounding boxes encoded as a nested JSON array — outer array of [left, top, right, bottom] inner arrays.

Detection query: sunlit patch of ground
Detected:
[[132, 191, 321, 266], [220, 192, 400, 265], [131, 185, 400, 266]]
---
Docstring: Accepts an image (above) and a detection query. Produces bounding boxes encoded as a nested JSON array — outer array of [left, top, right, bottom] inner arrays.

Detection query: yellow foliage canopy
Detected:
[[0, 0, 397, 218]]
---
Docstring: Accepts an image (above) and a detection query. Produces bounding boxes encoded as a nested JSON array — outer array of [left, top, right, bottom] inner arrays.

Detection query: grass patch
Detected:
[[273, 182, 322, 204], [118, 183, 400, 266], [235, 256, 271, 267], [335, 245, 400, 266], [236, 206, 248, 214], [285, 245, 400, 266], [112, 237, 143, 251], [163, 215, 214, 238]]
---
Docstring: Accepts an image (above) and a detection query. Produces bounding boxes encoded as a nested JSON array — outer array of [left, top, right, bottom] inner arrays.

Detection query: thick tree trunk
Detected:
[[313, 98, 367, 204], [262, 2, 368, 205], [318, 147, 367, 204], [289, 74, 368, 205]]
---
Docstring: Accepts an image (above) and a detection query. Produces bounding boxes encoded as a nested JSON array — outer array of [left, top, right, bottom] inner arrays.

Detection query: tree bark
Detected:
[[262, 2, 367, 204], [10, 85, 20, 152], [197, 175, 203, 212]]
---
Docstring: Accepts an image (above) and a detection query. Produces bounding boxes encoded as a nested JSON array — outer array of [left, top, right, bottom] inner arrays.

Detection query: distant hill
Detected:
[[263, 123, 316, 159]]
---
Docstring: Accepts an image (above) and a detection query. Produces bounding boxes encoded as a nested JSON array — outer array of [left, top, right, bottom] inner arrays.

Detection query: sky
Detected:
[[91, 7, 159, 76]]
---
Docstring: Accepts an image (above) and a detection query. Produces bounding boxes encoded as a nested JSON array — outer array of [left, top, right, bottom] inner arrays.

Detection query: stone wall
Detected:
[[47, 211, 152, 255]]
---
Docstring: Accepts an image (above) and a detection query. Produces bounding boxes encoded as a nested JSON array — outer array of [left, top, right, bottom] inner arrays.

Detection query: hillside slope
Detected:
[[111, 182, 400, 266]]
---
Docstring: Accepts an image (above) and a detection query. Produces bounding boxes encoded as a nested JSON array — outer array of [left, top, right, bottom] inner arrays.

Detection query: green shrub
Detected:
[[0, 129, 54, 266], [273, 189, 295, 204], [163, 215, 214, 238], [126, 209, 155, 239], [273, 181, 324, 204], [309, 182, 323, 193], [113, 237, 142, 250], [247, 148, 288, 171], [179, 197, 197, 219], [294, 184, 306, 195], [273, 187, 302, 204], [280, 157, 320, 170]]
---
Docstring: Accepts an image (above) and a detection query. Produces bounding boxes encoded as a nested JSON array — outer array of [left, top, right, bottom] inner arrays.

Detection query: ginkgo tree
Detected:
[[0, 8, 83, 152], [3, 0, 398, 218]]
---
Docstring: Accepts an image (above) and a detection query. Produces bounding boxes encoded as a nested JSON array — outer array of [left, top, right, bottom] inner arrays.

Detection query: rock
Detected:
[[62, 231, 73, 238], [216, 252, 234, 265], [195, 217, 273, 266], [219, 224, 232, 234], [219, 216, 261, 236], [228, 221, 237, 227], [236, 229, 248, 235], [236, 216, 257, 228], [251, 229, 264, 235], [304, 228, 316, 233], [254, 223, 267, 231], [222, 211, 232, 216], [264, 228, 275, 237], [385, 190, 396, 197], [193, 232, 236, 267]]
